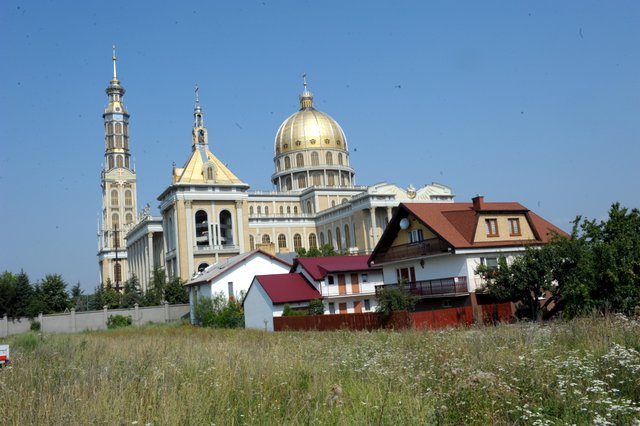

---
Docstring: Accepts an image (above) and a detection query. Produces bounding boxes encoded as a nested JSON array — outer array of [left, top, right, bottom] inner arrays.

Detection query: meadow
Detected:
[[1, 316, 639, 425]]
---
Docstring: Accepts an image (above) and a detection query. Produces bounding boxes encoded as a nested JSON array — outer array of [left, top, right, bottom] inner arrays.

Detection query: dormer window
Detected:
[[485, 219, 499, 237], [508, 218, 521, 236], [409, 229, 424, 243]]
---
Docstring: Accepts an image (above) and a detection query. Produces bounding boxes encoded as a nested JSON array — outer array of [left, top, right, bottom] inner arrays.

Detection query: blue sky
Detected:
[[1, 1, 638, 291]]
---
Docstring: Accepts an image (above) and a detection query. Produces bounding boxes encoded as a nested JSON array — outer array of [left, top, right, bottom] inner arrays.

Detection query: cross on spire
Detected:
[[112, 45, 118, 80]]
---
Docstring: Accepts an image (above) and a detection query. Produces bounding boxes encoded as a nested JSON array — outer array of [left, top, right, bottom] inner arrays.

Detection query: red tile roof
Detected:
[[292, 255, 380, 281], [254, 273, 321, 304]]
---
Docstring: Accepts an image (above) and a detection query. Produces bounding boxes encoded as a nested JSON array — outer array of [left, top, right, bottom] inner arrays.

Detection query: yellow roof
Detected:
[[173, 145, 246, 185]]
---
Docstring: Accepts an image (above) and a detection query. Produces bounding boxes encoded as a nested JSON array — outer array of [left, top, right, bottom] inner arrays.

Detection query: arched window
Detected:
[[308, 233, 317, 248], [285, 177, 292, 191], [198, 263, 209, 272], [341, 173, 348, 186], [284, 156, 291, 170], [262, 234, 271, 244], [276, 159, 281, 172], [125, 157, 130, 168], [195, 210, 209, 247], [297, 175, 306, 188], [294, 206, 298, 214], [108, 156, 115, 169], [344, 224, 351, 248], [257, 206, 262, 215], [249, 206, 254, 215], [306, 201, 312, 214], [116, 135, 123, 148], [279, 206, 284, 214], [336, 227, 343, 250], [249, 235, 255, 250], [312, 173, 321, 186], [319, 232, 325, 246], [111, 212, 119, 228], [342, 198, 348, 204], [287, 206, 291, 214], [331, 200, 336, 207], [114, 263, 122, 283], [338, 153, 343, 165], [311, 151, 319, 166], [293, 234, 302, 251], [125, 190, 133, 206], [328, 173, 335, 186], [219, 210, 233, 246], [327, 230, 333, 248], [111, 189, 119, 206], [265, 206, 269, 215], [126, 212, 134, 224], [115, 123, 123, 134], [296, 153, 304, 167], [326, 152, 333, 165], [278, 234, 287, 249], [116, 156, 123, 168], [206, 166, 214, 181]]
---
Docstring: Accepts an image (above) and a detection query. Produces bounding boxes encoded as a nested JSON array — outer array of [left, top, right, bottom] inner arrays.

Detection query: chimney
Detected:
[[472, 195, 484, 211]]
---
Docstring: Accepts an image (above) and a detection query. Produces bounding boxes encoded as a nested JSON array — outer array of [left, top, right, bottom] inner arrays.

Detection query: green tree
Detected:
[[26, 284, 47, 317], [89, 284, 105, 311], [194, 293, 244, 328], [375, 283, 418, 319], [102, 279, 120, 309], [70, 281, 85, 310], [39, 274, 71, 314], [296, 244, 337, 258], [144, 268, 167, 306], [0, 271, 17, 317], [308, 299, 325, 315], [164, 276, 188, 304], [13, 271, 34, 317], [120, 275, 143, 308]]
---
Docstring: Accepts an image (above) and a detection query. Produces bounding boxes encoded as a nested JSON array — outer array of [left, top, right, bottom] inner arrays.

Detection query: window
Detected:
[[481, 257, 499, 271], [409, 229, 424, 243], [219, 210, 233, 245], [293, 234, 302, 250], [276, 159, 281, 171], [485, 219, 499, 237], [125, 212, 133, 224], [249, 206, 254, 215], [297, 175, 306, 188], [294, 206, 298, 214], [108, 156, 114, 169], [328, 303, 335, 314], [114, 263, 122, 283], [508, 218, 521, 236], [296, 153, 304, 167], [287, 206, 291, 214], [344, 224, 351, 248], [116, 155, 123, 168], [285, 177, 292, 191], [249, 235, 255, 250], [265, 206, 269, 215], [206, 166, 214, 181], [198, 263, 209, 272], [195, 210, 209, 246], [396, 267, 416, 284], [111, 212, 120, 228], [279, 206, 284, 214], [308, 233, 317, 248], [311, 151, 319, 166], [284, 156, 291, 170], [262, 234, 271, 244], [111, 189, 119, 206], [257, 206, 262, 215], [306, 201, 312, 213], [335, 227, 342, 250], [364, 299, 371, 311], [278, 234, 287, 249], [338, 153, 343, 165], [326, 152, 333, 165], [362, 273, 368, 283], [125, 190, 133, 206], [327, 230, 333, 248], [327, 275, 335, 285], [327, 173, 335, 186], [312, 173, 321, 186], [319, 232, 325, 246]]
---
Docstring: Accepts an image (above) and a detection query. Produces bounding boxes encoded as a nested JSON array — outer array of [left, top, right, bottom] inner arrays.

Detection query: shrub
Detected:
[[308, 299, 325, 315], [194, 293, 244, 328], [30, 320, 41, 331], [282, 304, 307, 317], [107, 314, 132, 329], [376, 284, 417, 318]]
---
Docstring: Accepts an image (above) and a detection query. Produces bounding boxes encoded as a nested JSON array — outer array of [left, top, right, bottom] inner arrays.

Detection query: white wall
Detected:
[[243, 280, 275, 331]]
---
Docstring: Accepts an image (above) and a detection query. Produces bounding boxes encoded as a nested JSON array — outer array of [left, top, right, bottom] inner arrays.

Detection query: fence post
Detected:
[[103, 306, 109, 329], [163, 301, 169, 323], [70, 308, 76, 333], [134, 303, 140, 325], [1, 314, 7, 338]]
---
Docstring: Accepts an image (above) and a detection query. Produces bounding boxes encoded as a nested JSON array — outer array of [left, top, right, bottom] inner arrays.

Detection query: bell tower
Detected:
[[97, 46, 137, 290]]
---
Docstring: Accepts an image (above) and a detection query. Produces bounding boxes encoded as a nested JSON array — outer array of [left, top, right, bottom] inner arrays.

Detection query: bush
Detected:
[[30, 320, 41, 331], [282, 304, 308, 316], [376, 285, 417, 318], [107, 314, 132, 329], [308, 299, 325, 315], [194, 293, 244, 328]]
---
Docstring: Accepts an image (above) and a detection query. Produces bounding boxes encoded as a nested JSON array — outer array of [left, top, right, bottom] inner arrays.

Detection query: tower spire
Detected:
[[299, 73, 314, 110], [112, 45, 118, 81]]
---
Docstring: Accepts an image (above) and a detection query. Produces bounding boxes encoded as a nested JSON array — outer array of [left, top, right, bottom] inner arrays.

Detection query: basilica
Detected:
[[97, 51, 454, 291]]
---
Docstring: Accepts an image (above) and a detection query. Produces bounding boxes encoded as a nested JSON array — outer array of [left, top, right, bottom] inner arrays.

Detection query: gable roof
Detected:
[[292, 255, 381, 281], [370, 201, 568, 263], [173, 145, 248, 186], [253, 273, 321, 304], [185, 249, 291, 287]]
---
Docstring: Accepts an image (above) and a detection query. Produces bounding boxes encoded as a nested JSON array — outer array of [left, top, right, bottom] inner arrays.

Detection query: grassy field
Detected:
[[1, 316, 639, 425]]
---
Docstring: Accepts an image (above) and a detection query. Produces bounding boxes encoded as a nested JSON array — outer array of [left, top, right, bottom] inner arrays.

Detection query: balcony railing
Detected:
[[194, 244, 239, 253], [374, 238, 449, 263], [375, 276, 468, 298]]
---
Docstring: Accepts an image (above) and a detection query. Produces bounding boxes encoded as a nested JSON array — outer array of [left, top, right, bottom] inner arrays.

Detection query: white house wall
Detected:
[[243, 281, 275, 332]]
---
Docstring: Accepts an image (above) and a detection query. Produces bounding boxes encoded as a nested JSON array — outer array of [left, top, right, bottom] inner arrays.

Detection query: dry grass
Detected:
[[1, 316, 639, 425]]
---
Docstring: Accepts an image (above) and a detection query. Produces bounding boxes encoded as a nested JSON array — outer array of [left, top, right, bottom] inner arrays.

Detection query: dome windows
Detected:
[[295, 140, 302, 146], [310, 139, 316, 145]]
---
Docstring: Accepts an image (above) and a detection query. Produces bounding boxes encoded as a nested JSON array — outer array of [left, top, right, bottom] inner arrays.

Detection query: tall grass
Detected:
[[1, 315, 639, 425]]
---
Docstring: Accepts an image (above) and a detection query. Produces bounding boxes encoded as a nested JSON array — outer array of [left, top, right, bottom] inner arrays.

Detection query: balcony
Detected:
[[374, 238, 449, 263], [375, 276, 468, 298], [194, 244, 239, 253]]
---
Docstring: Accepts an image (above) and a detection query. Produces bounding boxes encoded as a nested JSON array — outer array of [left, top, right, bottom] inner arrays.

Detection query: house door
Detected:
[[338, 274, 346, 295], [339, 302, 348, 314], [353, 300, 362, 313], [350, 273, 360, 293]]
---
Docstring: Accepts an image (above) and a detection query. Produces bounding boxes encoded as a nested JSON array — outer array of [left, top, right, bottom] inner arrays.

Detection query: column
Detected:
[[147, 232, 154, 292], [369, 208, 377, 250], [236, 201, 245, 253]]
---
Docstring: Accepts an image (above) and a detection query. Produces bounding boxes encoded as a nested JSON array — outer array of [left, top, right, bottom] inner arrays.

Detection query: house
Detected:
[[184, 249, 291, 324], [291, 255, 383, 314], [243, 273, 321, 331], [369, 196, 567, 317]]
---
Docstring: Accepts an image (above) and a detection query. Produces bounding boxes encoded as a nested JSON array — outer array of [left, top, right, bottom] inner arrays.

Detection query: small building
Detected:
[[244, 273, 321, 331], [369, 196, 567, 316], [291, 255, 383, 314], [184, 249, 291, 324]]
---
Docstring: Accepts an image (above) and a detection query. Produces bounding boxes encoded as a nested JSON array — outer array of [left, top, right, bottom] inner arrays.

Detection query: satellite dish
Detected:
[[399, 218, 410, 230]]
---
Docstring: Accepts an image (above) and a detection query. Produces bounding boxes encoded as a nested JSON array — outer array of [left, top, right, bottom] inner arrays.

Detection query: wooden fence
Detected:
[[274, 303, 513, 332]]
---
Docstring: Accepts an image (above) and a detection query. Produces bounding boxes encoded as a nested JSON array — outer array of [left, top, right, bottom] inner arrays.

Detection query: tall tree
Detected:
[[13, 271, 34, 317], [164, 276, 188, 304], [0, 271, 17, 317], [39, 274, 71, 314], [120, 275, 143, 308]]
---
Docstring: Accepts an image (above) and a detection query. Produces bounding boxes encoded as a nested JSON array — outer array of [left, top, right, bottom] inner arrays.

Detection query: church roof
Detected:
[[173, 146, 247, 185]]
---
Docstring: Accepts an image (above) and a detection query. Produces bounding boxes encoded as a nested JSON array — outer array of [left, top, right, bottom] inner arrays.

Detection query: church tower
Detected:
[[98, 46, 137, 290]]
